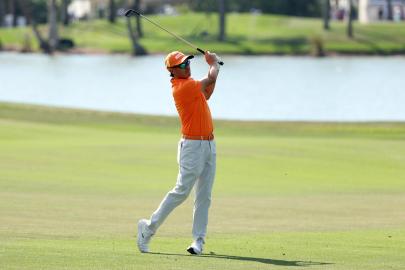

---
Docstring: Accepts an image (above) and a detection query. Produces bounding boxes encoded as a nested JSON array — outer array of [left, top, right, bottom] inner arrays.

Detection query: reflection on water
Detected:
[[1, 52, 405, 121]]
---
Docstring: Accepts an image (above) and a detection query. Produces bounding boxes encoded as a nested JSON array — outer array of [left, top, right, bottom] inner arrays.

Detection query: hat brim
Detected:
[[169, 55, 194, 68]]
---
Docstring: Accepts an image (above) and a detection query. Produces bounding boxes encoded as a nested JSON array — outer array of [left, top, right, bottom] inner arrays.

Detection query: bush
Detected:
[[175, 3, 192, 14], [21, 33, 33, 53], [310, 36, 325, 57], [57, 38, 75, 51]]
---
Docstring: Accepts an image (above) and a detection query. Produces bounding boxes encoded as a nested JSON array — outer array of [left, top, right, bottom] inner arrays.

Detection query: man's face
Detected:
[[169, 59, 191, 79]]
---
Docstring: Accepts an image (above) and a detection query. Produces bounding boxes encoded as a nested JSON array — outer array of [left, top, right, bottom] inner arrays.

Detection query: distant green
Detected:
[[1, 13, 405, 55], [1, 102, 405, 270]]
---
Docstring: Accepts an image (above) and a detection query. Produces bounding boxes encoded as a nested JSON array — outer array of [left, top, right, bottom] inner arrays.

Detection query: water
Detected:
[[1, 52, 405, 121]]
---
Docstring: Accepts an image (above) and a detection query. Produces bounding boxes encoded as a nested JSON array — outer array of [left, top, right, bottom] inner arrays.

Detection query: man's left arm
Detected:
[[203, 82, 216, 100]]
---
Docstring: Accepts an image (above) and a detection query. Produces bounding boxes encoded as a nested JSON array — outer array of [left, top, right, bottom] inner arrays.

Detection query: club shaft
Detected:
[[127, 10, 224, 65], [139, 14, 199, 52]]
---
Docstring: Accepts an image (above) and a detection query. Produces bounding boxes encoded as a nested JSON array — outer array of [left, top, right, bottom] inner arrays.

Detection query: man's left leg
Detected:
[[188, 140, 216, 254]]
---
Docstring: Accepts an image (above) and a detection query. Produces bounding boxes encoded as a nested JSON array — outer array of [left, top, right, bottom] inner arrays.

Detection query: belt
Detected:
[[182, 134, 214, 141]]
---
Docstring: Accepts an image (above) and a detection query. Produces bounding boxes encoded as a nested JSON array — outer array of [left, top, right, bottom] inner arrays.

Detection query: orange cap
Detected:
[[165, 51, 194, 68]]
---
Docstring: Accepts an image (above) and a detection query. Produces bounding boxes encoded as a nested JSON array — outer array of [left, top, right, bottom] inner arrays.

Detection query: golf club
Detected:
[[124, 9, 224, 66]]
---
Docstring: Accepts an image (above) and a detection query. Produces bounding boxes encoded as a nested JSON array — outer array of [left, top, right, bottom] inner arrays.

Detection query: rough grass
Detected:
[[1, 102, 405, 270], [1, 13, 405, 55]]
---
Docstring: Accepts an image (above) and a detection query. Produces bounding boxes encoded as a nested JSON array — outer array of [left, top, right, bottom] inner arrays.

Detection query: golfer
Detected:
[[137, 50, 221, 255]]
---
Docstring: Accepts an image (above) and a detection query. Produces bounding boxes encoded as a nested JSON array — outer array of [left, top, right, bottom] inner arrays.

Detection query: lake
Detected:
[[1, 52, 404, 121]]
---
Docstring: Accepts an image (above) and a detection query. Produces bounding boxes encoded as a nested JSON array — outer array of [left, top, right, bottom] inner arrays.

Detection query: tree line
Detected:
[[0, 0, 399, 55], [192, 0, 322, 17]]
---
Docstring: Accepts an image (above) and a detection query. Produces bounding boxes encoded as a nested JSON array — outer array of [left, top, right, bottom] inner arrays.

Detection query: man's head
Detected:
[[165, 51, 194, 79]]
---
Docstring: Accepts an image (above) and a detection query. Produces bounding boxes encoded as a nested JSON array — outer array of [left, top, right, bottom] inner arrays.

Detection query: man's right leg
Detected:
[[137, 170, 196, 253], [148, 169, 197, 233], [137, 139, 202, 252]]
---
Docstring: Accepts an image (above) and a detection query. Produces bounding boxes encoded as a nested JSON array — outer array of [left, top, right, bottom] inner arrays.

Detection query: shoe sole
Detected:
[[187, 246, 201, 255]]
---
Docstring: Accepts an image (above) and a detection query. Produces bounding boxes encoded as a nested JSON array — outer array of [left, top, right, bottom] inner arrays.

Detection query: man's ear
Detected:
[[168, 67, 175, 77]]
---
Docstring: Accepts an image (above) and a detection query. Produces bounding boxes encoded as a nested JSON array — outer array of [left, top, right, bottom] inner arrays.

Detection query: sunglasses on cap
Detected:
[[173, 59, 190, 69]]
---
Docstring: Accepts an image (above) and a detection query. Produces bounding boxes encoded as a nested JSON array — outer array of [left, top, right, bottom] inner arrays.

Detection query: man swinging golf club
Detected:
[[137, 50, 221, 255]]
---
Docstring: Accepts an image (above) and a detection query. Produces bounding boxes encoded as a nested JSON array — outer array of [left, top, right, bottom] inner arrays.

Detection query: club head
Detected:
[[124, 9, 140, 17]]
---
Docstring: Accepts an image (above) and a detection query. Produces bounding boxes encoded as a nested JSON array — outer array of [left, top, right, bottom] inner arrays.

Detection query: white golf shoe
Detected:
[[187, 237, 204, 255], [137, 219, 154, 253]]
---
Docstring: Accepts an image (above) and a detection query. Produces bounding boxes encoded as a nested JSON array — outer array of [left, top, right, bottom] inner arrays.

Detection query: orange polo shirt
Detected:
[[171, 77, 213, 136]]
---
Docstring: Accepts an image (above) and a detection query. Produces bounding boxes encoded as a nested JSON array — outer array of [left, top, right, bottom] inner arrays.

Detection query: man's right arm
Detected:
[[200, 52, 220, 100]]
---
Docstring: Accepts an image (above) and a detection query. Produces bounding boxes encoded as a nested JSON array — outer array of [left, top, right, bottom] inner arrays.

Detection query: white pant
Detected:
[[147, 138, 216, 240]]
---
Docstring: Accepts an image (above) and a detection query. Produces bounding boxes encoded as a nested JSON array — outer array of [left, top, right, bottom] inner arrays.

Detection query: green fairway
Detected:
[[1, 13, 405, 55], [1, 102, 405, 270]]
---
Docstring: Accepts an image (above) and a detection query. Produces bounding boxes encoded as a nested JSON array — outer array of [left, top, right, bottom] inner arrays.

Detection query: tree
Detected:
[[0, 0, 5, 27], [17, 0, 49, 53], [347, 0, 354, 38], [133, 0, 143, 38], [61, 0, 71, 26], [109, 0, 116, 23], [28, 0, 48, 24], [48, 0, 59, 51], [387, 0, 393, 20], [191, 0, 322, 17], [218, 0, 226, 41], [323, 0, 331, 30], [17, 0, 60, 54], [9, 0, 18, 27], [126, 12, 147, 56]]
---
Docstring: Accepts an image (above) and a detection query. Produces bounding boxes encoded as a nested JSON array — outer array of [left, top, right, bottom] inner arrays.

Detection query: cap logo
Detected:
[[174, 53, 182, 60]]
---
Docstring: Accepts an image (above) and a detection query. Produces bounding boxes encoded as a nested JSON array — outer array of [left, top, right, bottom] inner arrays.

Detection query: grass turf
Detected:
[[0, 102, 405, 269], [1, 13, 405, 55]]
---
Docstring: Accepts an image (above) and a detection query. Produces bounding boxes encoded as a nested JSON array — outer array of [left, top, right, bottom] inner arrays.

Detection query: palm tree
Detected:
[[133, 0, 143, 37], [9, 0, 18, 27], [17, 0, 52, 53], [61, 0, 71, 26], [387, 0, 393, 20], [347, 0, 354, 38], [0, 0, 5, 27], [218, 0, 226, 41], [323, 0, 331, 30], [48, 0, 59, 51], [126, 12, 147, 55], [109, 0, 116, 23]]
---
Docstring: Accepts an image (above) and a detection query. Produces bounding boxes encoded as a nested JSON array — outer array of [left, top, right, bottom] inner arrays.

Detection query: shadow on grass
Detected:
[[148, 252, 333, 266], [354, 37, 385, 54], [353, 28, 405, 55]]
